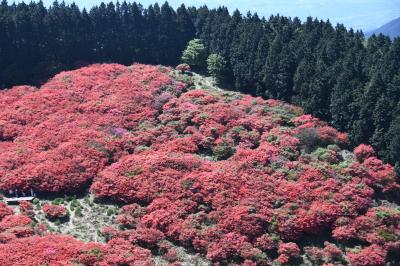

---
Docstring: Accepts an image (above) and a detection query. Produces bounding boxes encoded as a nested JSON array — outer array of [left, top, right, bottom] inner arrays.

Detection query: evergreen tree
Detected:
[[351, 73, 385, 144], [207, 53, 226, 83], [143, 4, 160, 64], [387, 114, 400, 174], [158, 2, 179, 65], [176, 4, 196, 53], [181, 38, 207, 68]]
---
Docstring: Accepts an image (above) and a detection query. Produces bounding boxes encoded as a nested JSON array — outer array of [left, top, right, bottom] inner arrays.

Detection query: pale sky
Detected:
[[15, 0, 400, 31]]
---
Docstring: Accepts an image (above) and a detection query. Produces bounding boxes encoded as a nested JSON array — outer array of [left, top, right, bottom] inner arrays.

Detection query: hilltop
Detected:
[[0, 64, 399, 265], [367, 17, 400, 39]]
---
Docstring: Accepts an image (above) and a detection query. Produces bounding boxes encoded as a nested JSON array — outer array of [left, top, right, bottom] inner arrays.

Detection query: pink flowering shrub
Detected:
[[0, 203, 13, 220], [332, 207, 399, 245], [347, 244, 387, 266], [0, 235, 154, 266], [278, 242, 300, 258], [42, 204, 67, 220], [0, 215, 34, 238], [304, 242, 344, 265], [19, 201, 34, 218], [274, 242, 301, 264], [176, 63, 191, 72], [354, 144, 375, 162], [116, 203, 146, 228]]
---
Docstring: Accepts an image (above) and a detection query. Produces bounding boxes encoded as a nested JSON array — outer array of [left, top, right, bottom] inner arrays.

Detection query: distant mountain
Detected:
[[366, 17, 400, 39]]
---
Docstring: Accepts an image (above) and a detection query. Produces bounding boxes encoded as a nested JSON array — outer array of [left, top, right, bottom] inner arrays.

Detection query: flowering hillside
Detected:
[[0, 64, 399, 265]]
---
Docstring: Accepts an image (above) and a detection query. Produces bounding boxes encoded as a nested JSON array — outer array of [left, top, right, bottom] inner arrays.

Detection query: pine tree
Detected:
[[330, 60, 363, 132], [158, 2, 179, 65], [351, 73, 385, 144], [387, 114, 400, 174], [176, 4, 195, 54], [207, 53, 226, 83]]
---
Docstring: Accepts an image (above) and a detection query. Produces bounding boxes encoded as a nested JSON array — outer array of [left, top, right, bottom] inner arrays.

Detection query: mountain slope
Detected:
[[0, 64, 399, 265], [367, 17, 400, 39]]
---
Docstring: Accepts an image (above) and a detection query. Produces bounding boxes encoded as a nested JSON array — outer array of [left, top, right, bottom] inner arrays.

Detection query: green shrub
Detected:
[[125, 166, 143, 178], [376, 210, 393, 220], [378, 229, 397, 241], [87, 247, 103, 259], [297, 127, 320, 153], [106, 209, 115, 216], [83, 196, 90, 204], [181, 178, 195, 190], [52, 198, 64, 205], [70, 199, 81, 208], [267, 134, 279, 143], [65, 195, 76, 201], [212, 144, 235, 160], [32, 198, 40, 205], [75, 207, 83, 217]]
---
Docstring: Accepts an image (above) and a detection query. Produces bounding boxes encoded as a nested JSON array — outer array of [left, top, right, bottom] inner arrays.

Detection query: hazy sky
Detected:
[[18, 0, 400, 31]]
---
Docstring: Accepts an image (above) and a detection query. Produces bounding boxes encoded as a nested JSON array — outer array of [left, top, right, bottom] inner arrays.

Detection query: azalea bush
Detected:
[[176, 63, 191, 73], [42, 204, 68, 220], [0, 203, 13, 220], [19, 201, 35, 218], [354, 144, 375, 162]]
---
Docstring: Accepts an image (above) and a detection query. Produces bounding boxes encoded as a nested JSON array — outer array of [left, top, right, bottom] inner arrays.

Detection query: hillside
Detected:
[[367, 17, 400, 39], [1, 1, 400, 181], [0, 64, 399, 265]]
